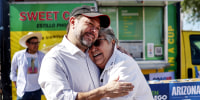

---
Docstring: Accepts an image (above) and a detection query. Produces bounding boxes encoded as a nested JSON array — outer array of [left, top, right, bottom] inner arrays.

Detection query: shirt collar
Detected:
[[62, 36, 86, 57], [104, 45, 118, 70], [25, 48, 39, 54]]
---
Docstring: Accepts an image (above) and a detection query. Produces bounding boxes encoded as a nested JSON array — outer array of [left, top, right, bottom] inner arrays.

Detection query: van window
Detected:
[[190, 35, 200, 65]]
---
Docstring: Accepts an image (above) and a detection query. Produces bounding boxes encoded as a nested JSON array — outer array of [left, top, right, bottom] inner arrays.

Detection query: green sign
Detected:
[[118, 7, 143, 40], [10, 2, 95, 31], [166, 4, 177, 73]]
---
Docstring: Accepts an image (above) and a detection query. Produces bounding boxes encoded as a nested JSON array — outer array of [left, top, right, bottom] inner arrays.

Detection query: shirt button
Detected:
[[100, 79, 103, 82], [110, 62, 113, 65]]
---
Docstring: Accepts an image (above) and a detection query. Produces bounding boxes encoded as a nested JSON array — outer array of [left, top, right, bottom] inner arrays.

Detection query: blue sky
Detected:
[[182, 11, 200, 31]]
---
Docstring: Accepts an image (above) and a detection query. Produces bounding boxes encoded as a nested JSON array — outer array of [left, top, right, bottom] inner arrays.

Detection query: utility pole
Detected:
[[0, 0, 12, 99]]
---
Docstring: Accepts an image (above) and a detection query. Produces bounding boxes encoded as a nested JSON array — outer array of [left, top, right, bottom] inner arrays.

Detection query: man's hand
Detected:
[[103, 76, 134, 98], [76, 76, 133, 100]]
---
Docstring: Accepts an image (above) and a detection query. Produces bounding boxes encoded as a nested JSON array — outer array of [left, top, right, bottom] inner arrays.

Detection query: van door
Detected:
[[181, 31, 200, 78]]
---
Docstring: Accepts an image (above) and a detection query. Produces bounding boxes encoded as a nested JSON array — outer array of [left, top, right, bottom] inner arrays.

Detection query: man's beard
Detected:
[[80, 37, 93, 48], [75, 30, 95, 48]]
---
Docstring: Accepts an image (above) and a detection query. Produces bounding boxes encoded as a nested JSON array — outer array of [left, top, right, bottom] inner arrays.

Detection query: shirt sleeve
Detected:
[[38, 55, 77, 100], [107, 58, 153, 100], [10, 52, 18, 81]]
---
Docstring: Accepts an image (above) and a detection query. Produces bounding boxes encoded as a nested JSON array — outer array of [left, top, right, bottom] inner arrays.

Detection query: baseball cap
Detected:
[[70, 5, 110, 28]]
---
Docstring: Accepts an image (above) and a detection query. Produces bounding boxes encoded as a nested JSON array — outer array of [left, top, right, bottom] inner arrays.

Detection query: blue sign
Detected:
[[169, 82, 200, 100], [150, 83, 169, 100], [149, 81, 200, 100]]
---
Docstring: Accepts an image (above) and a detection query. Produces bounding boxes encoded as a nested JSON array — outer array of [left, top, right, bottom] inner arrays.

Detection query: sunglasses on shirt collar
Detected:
[[93, 39, 107, 47]]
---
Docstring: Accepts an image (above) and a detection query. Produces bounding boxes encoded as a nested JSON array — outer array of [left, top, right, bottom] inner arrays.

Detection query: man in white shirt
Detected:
[[10, 32, 45, 100], [89, 27, 154, 100], [38, 5, 134, 100]]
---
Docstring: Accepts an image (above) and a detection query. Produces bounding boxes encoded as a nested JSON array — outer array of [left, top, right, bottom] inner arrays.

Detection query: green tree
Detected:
[[181, 0, 200, 22]]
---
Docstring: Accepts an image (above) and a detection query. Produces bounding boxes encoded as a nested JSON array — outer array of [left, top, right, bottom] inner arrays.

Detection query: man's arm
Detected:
[[76, 77, 134, 100], [39, 55, 133, 100]]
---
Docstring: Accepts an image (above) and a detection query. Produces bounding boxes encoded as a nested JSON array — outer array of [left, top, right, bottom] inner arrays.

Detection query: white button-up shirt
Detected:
[[10, 49, 45, 97], [38, 36, 100, 100], [100, 46, 153, 100]]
